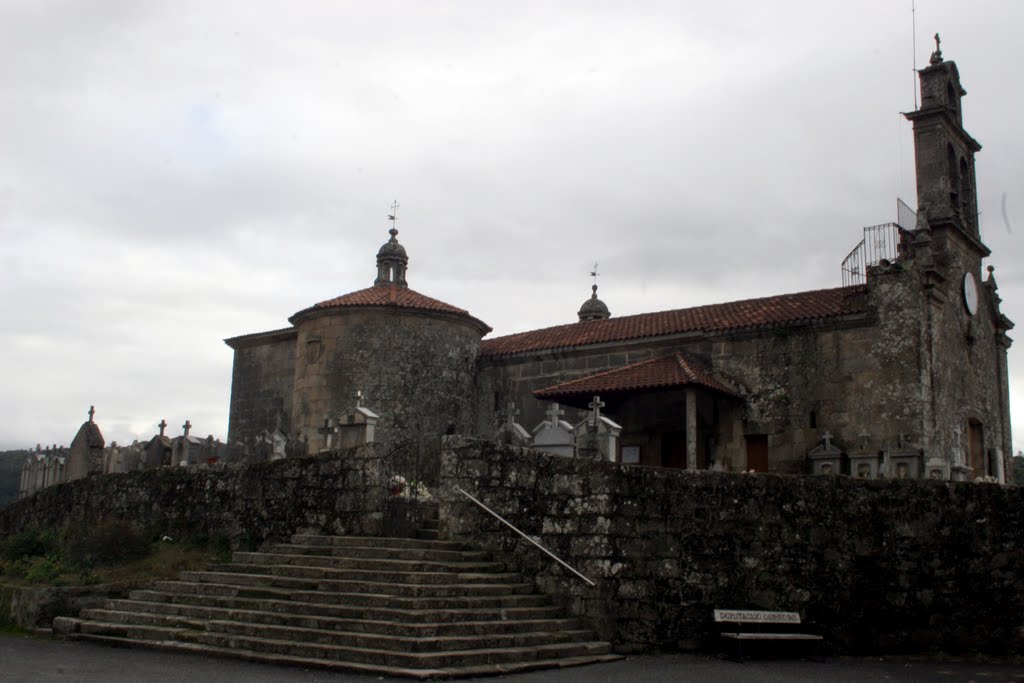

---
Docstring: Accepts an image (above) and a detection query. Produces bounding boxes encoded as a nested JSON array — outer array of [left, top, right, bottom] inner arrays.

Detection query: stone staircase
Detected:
[[54, 533, 620, 679]]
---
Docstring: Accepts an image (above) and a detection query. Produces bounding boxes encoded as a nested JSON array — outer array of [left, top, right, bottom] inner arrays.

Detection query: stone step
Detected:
[[230, 551, 507, 574], [201, 619, 597, 653], [100, 600, 579, 637], [133, 587, 553, 612], [177, 571, 534, 597], [184, 628, 614, 669], [59, 633, 623, 680], [216, 562, 518, 585], [265, 543, 491, 563], [84, 610, 595, 653], [290, 534, 471, 552], [69, 620, 611, 668], [57, 533, 621, 677], [234, 552, 503, 573]]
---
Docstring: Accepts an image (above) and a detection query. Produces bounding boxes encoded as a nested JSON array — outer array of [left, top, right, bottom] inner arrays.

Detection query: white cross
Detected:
[[546, 403, 564, 428], [588, 395, 605, 426], [822, 431, 833, 450], [354, 390, 363, 408]]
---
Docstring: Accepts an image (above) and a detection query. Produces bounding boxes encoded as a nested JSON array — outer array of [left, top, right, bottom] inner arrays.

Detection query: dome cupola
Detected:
[[578, 284, 610, 322], [375, 227, 408, 287]]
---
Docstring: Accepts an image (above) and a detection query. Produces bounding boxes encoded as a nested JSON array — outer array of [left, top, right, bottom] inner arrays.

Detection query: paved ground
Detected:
[[1, 635, 1022, 682]]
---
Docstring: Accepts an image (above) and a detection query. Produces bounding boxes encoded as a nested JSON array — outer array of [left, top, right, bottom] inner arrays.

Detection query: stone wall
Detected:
[[476, 303, 901, 474], [0, 445, 397, 547], [292, 307, 482, 484], [438, 437, 1024, 655], [225, 329, 298, 447]]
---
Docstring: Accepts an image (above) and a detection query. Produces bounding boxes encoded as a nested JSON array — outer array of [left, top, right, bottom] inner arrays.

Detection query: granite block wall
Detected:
[[439, 437, 1024, 654], [0, 445, 397, 547]]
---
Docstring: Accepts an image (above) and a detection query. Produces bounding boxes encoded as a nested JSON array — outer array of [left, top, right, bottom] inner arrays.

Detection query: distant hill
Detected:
[[0, 450, 26, 509]]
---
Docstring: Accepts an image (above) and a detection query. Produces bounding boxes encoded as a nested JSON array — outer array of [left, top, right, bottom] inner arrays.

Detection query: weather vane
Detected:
[[590, 262, 599, 286], [387, 200, 400, 230]]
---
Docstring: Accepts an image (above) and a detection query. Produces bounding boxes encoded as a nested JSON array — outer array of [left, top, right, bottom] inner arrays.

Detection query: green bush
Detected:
[[0, 529, 60, 563], [23, 556, 62, 583]]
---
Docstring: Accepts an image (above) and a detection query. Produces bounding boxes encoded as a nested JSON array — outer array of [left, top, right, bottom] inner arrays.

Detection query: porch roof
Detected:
[[533, 352, 741, 407]]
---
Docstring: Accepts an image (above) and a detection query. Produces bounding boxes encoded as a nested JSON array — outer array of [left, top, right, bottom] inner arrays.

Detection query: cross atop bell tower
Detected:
[[904, 38, 988, 256]]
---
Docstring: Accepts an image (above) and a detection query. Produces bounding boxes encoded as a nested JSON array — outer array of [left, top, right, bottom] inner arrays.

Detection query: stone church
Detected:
[[225, 50, 1013, 482]]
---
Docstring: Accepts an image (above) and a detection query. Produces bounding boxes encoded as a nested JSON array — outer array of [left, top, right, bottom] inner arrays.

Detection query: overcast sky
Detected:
[[1, 1, 1021, 455]]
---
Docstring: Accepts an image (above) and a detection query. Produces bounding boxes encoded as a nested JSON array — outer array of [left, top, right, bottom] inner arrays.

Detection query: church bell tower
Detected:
[[904, 35, 989, 258]]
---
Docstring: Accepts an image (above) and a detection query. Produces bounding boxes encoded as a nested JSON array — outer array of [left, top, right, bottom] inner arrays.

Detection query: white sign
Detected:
[[713, 610, 801, 624]]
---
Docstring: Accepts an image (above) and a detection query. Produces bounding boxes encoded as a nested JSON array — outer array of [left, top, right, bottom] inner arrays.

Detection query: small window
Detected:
[[809, 410, 817, 429]]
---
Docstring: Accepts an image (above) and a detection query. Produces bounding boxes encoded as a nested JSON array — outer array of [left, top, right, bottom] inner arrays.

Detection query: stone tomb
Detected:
[[848, 431, 880, 479], [66, 407, 104, 482], [573, 396, 622, 462], [494, 402, 531, 446], [336, 392, 379, 450], [808, 432, 843, 476], [531, 403, 575, 458], [887, 434, 923, 479]]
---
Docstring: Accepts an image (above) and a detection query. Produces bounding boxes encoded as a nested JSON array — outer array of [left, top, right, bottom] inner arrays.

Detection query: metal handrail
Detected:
[[454, 486, 595, 587]]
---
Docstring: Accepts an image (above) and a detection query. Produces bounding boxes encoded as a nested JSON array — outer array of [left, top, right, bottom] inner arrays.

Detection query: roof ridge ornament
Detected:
[[929, 32, 943, 65], [578, 262, 611, 322], [374, 200, 409, 288]]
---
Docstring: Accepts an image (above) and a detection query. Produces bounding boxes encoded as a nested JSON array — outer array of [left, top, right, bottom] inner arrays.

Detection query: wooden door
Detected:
[[746, 435, 768, 472], [661, 430, 687, 469], [968, 420, 985, 476]]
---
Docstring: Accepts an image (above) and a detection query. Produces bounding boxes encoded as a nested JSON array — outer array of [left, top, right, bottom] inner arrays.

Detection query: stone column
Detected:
[[686, 388, 697, 470]]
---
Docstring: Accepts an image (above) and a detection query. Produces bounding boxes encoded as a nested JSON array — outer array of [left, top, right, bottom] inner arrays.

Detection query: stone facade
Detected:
[[439, 437, 1024, 654], [4, 445, 397, 546], [222, 54, 1010, 481], [4, 439, 1022, 654], [225, 328, 297, 449]]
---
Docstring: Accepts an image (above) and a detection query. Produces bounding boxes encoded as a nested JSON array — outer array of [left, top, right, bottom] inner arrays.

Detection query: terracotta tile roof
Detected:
[[481, 285, 866, 358], [289, 284, 491, 333], [535, 352, 741, 401]]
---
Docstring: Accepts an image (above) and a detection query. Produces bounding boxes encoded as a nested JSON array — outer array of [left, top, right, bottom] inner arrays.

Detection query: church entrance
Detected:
[[661, 430, 687, 468], [745, 434, 768, 472]]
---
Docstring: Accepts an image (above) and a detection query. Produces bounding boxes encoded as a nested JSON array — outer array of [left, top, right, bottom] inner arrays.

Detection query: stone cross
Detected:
[[546, 403, 565, 428], [88, 405, 95, 423], [588, 395, 605, 427], [354, 390, 363, 409], [182, 420, 192, 437], [822, 431, 833, 450], [158, 419, 167, 437], [504, 401, 520, 428], [858, 430, 870, 451], [897, 432, 910, 450], [953, 425, 963, 465], [930, 32, 943, 64], [318, 417, 334, 451]]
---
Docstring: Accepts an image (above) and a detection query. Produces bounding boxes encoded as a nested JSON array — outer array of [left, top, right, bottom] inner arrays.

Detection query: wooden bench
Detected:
[[713, 609, 823, 659]]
